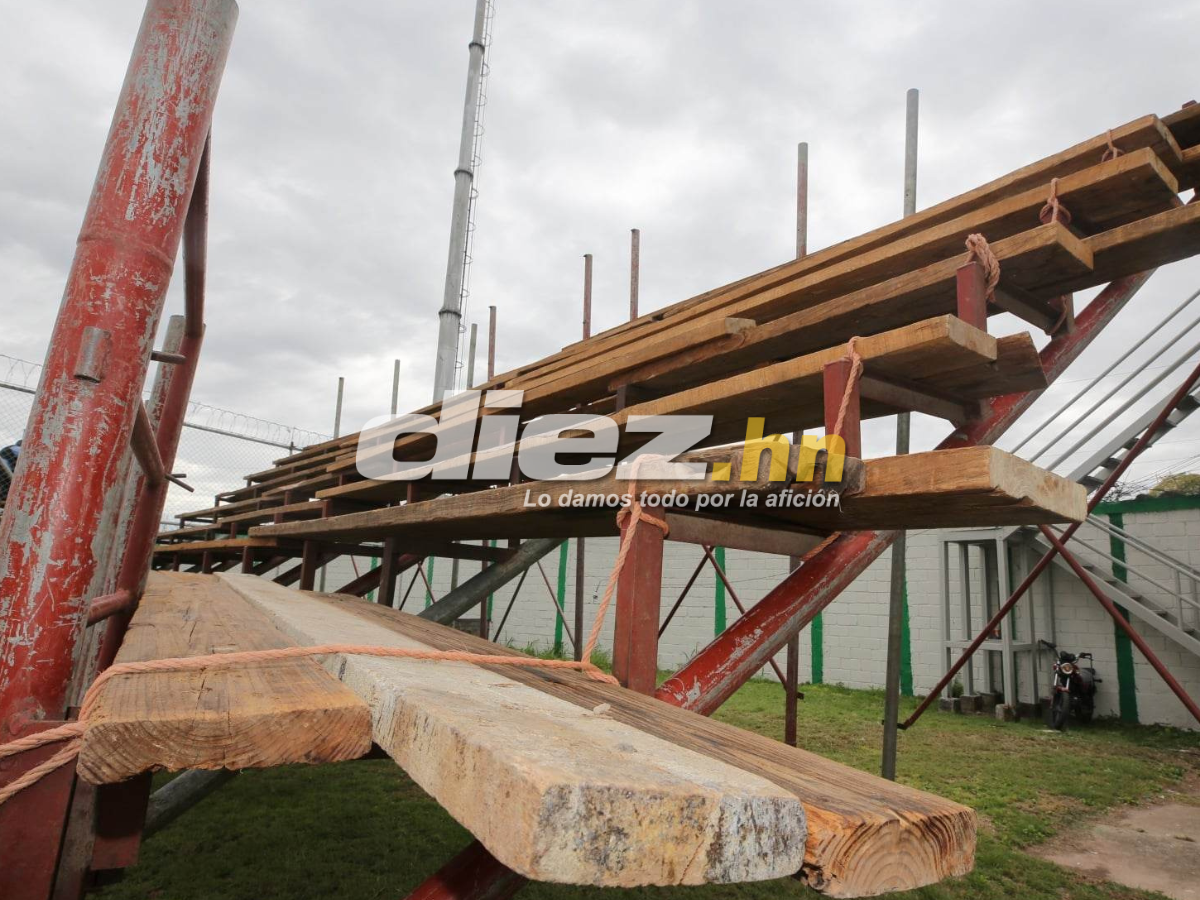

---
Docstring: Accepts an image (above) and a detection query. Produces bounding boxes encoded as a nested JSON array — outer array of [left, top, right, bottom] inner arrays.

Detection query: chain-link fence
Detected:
[[0, 353, 330, 525]]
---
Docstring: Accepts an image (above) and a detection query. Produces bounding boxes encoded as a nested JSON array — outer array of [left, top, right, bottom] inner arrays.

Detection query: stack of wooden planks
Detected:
[[153, 104, 1200, 570], [82, 572, 975, 896]]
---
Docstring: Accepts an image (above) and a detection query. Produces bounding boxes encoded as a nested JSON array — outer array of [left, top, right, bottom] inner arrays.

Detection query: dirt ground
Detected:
[[1033, 774, 1200, 900]]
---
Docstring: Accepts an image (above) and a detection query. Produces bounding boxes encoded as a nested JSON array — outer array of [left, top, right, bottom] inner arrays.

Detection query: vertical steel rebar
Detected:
[[574, 255, 594, 660], [882, 87, 919, 780], [629, 229, 640, 320]]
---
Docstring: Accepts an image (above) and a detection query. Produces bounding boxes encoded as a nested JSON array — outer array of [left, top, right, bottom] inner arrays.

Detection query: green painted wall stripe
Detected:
[[1095, 494, 1200, 515], [713, 546, 727, 635], [553, 541, 569, 655], [424, 557, 435, 608], [1107, 512, 1140, 723], [810, 612, 824, 684], [367, 557, 379, 603], [900, 578, 913, 696]]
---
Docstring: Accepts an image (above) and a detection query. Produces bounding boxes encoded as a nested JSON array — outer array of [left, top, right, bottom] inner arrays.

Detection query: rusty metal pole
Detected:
[[574, 255, 593, 661], [656, 272, 1154, 715], [99, 135, 214, 674], [882, 88, 919, 781], [0, 1, 236, 731]]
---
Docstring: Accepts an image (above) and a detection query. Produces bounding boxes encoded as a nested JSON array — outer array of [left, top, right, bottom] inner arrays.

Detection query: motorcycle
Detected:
[[1038, 639, 1100, 730]]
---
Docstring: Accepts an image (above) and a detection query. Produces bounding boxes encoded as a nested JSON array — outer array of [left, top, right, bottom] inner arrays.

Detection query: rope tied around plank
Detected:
[[963, 233, 1001, 303], [0, 459, 679, 805], [1100, 128, 1125, 162], [1038, 177, 1073, 226]]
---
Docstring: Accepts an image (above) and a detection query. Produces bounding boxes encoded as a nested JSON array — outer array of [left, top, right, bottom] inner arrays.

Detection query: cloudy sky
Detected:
[[2, 0, 1199, 486]]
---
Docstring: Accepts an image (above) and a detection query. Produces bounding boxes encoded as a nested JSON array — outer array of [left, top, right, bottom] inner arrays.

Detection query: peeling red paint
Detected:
[[0, 0, 236, 730]]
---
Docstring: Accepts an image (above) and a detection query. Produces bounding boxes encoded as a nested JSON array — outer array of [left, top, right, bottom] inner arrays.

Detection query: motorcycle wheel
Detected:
[[1050, 692, 1070, 730], [1075, 698, 1094, 725]]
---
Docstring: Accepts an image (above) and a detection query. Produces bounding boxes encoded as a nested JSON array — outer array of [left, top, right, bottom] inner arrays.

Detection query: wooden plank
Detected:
[[177, 495, 284, 523], [152, 537, 288, 556], [155, 523, 217, 542], [1047, 200, 1200, 294], [1181, 145, 1200, 192], [76, 572, 372, 784], [283, 589, 978, 898], [614, 316, 1010, 447], [664, 514, 826, 557], [595, 225, 1084, 396], [222, 575, 809, 887], [771, 446, 1087, 531]]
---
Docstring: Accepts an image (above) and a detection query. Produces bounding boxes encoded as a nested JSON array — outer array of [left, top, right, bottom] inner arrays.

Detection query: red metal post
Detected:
[[0, 0, 235, 735], [612, 517, 663, 694], [96, 126, 213, 676], [657, 272, 1154, 714], [408, 842, 527, 900], [955, 261, 989, 331], [300, 541, 320, 591], [823, 359, 861, 459], [784, 635, 800, 746]]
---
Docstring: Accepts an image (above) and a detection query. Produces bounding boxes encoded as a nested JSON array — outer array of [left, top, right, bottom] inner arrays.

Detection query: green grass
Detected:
[[94, 682, 1199, 900]]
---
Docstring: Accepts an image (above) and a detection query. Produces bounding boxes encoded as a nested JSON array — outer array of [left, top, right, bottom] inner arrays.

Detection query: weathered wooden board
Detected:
[[221, 575, 808, 887], [76, 573, 372, 784], [272, 588, 977, 898], [776, 446, 1088, 530]]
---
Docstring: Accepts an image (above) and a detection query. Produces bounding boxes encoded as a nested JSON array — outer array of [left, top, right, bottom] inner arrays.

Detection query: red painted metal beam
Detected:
[[0, 0, 235, 726], [0, 719, 78, 899], [408, 842, 527, 900], [656, 272, 1153, 714]]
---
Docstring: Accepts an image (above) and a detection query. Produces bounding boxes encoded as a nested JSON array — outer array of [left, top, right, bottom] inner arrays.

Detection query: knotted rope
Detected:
[[1100, 129, 1124, 163], [1038, 177, 1073, 227], [0, 461, 678, 805], [964, 233, 1001, 303]]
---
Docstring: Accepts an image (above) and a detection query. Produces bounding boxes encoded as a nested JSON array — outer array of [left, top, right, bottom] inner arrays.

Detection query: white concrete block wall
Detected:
[[310, 504, 1198, 730]]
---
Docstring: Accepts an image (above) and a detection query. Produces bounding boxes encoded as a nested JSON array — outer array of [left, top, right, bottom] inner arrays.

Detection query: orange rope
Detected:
[[1038, 177, 1073, 227], [0, 740, 83, 806], [831, 337, 864, 441], [0, 460, 678, 805], [1100, 128, 1124, 163], [964, 233, 1001, 302]]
